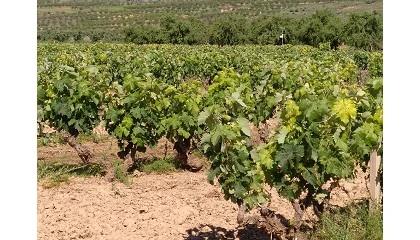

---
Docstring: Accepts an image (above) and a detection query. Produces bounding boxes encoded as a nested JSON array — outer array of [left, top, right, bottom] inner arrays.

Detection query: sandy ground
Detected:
[[38, 171, 277, 240], [37, 169, 370, 240], [38, 127, 371, 240]]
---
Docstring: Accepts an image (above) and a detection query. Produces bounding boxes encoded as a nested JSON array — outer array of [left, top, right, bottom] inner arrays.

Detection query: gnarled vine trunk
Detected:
[[236, 199, 246, 224], [292, 200, 305, 230], [101, 141, 137, 182], [291, 188, 324, 233], [105, 141, 137, 181], [120, 143, 136, 173], [58, 129, 92, 164], [173, 138, 202, 171], [258, 121, 270, 143]]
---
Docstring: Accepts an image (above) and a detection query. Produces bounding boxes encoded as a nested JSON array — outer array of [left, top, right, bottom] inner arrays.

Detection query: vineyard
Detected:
[[37, 43, 383, 239]]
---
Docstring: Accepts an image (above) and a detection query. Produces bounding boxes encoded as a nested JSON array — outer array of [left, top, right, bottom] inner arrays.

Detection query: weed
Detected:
[[37, 161, 104, 188], [135, 157, 179, 174], [77, 133, 104, 144], [38, 132, 106, 147], [308, 202, 383, 240], [37, 133, 64, 147], [113, 159, 130, 185]]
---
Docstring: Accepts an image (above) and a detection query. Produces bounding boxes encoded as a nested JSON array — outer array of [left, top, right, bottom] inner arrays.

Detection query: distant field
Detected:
[[37, 0, 382, 32]]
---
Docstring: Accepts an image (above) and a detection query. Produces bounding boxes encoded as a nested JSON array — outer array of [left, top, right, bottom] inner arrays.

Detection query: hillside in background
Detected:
[[37, 0, 382, 50], [37, 0, 382, 33]]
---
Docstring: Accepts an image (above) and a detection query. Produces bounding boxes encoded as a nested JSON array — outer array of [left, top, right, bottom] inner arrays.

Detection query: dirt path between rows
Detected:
[[38, 167, 369, 240], [38, 171, 277, 240], [38, 130, 370, 240]]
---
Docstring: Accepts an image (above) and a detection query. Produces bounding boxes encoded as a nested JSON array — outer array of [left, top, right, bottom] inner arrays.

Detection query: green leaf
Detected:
[[201, 133, 211, 144], [74, 121, 83, 132], [177, 128, 191, 139], [371, 78, 383, 90], [87, 65, 98, 74], [122, 128, 130, 137], [198, 109, 210, 125], [258, 148, 273, 169], [250, 149, 259, 162], [277, 184, 296, 201], [232, 91, 247, 107], [276, 127, 289, 144], [68, 118, 76, 126], [302, 169, 316, 187], [311, 150, 318, 161], [130, 107, 142, 119], [207, 167, 220, 185], [361, 99, 370, 108], [234, 161, 247, 173], [202, 143, 210, 153], [91, 96, 99, 105], [356, 89, 365, 96], [323, 157, 345, 177], [53, 102, 71, 118], [275, 151, 289, 172], [234, 182, 247, 197], [236, 118, 250, 136], [335, 138, 349, 152], [132, 126, 143, 135], [300, 98, 329, 121], [256, 194, 266, 205], [211, 129, 221, 146], [122, 117, 133, 129], [332, 99, 357, 124], [115, 126, 123, 138]]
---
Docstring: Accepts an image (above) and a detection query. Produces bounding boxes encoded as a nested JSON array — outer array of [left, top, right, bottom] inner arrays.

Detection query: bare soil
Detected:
[[38, 131, 370, 240]]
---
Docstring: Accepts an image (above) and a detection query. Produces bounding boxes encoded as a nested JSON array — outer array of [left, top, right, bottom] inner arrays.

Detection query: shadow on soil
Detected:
[[184, 224, 272, 240]]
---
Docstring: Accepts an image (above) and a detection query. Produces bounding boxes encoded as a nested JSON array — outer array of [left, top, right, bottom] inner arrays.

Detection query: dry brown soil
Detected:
[[38, 130, 370, 240]]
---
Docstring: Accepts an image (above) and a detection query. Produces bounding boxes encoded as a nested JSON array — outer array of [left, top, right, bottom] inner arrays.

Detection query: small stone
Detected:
[[122, 218, 136, 228], [133, 170, 143, 177], [139, 206, 149, 213], [217, 230, 225, 237], [201, 226, 212, 232], [44, 203, 55, 209]]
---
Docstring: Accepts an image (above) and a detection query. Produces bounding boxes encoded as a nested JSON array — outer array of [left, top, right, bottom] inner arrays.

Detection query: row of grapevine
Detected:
[[37, 43, 382, 233]]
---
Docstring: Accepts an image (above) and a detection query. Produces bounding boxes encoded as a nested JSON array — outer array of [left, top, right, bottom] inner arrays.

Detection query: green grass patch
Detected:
[[37, 132, 107, 147], [135, 157, 179, 174], [309, 202, 383, 240], [37, 160, 105, 188], [113, 159, 130, 185], [37, 133, 64, 147], [76, 133, 106, 144]]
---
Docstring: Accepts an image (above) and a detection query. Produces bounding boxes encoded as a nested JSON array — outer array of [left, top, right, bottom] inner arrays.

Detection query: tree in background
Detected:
[[52, 32, 70, 42], [298, 10, 342, 49], [38, 10, 382, 51], [160, 15, 190, 44], [124, 24, 162, 44], [184, 17, 209, 45], [341, 11, 383, 51], [249, 16, 298, 45], [209, 15, 249, 46], [73, 31, 83, 42], [91, 30, 105, 42]]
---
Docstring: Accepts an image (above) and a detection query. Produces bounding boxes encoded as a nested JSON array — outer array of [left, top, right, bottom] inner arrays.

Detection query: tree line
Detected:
[[38, 10, 382, 51]]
